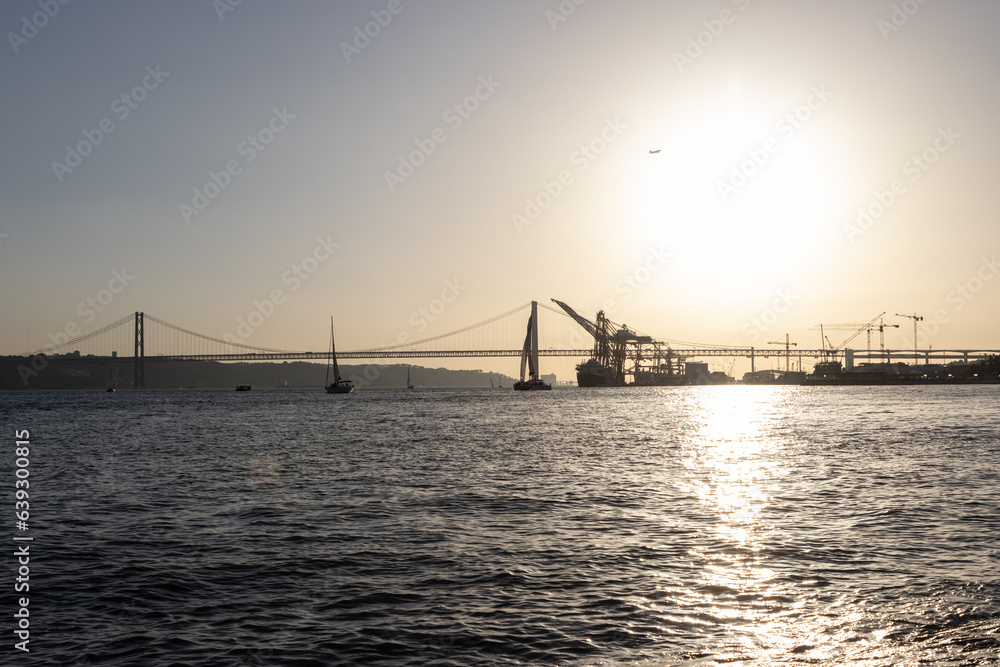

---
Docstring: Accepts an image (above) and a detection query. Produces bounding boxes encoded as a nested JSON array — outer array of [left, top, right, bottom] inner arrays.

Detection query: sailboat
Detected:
[[513, 301, 552, 391], [407, 366, 414, 389], [325, 317, 354, 394]]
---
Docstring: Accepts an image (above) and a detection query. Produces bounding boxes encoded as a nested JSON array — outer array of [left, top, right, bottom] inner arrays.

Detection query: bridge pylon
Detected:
[[133, 312, 144, 388]]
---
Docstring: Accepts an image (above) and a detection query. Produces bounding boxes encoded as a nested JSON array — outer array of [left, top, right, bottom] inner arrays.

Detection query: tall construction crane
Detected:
[[767, 334, 798, 372], [812, 313, 888, 362], [877, 317, 899, 361], [896, 313, 923, 363]]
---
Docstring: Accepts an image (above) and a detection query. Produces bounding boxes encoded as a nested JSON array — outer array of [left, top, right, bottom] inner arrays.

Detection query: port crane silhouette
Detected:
[[896, 313, 924, 363], [767, 334, 799, 372]]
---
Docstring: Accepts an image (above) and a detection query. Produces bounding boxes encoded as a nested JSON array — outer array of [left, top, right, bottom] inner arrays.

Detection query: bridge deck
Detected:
[[22, 349, 1000, 364]]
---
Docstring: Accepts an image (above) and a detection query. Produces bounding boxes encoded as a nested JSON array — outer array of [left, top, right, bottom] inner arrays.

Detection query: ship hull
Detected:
[[513, 379, 551, 390], [575, 359, 618, 387], [632, 372, 687, 386], [576, 372, 617, 387]]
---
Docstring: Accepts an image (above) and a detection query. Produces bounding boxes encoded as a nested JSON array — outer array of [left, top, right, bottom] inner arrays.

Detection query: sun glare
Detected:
[[627, 103, 840, 296]]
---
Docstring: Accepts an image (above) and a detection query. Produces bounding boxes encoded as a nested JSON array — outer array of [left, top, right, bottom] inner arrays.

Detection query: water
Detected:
[[3, 386, 999, 665]]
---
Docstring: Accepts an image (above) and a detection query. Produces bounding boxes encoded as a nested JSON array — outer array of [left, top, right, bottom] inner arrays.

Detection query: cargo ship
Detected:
[[553, 300, 733, 387]]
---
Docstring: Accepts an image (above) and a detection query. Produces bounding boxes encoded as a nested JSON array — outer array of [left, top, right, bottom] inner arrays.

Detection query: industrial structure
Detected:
[[5, 306, 999, 388]]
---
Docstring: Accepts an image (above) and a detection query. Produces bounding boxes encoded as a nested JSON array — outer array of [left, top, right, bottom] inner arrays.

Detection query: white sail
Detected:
[[519, 315, 532, 382], [513, 301, 551, 390], [530, 300, 539, 380]]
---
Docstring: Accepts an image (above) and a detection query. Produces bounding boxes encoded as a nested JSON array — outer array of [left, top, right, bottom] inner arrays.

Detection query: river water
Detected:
[[3, 385, 999, 665]]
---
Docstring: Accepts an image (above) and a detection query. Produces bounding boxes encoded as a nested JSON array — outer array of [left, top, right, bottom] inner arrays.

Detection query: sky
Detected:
[[1, 0, 998, 379]]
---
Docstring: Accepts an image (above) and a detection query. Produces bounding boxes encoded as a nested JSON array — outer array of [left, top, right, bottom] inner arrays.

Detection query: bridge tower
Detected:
[[133, 311, 145, 388]]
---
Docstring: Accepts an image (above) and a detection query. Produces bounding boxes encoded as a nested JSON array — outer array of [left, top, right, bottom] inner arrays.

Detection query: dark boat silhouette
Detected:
[[325, 317, 354, 394], [513, 301, 551, 391]]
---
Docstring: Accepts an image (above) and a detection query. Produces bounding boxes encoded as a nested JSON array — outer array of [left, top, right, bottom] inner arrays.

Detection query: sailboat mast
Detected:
[[331, 319, 342, 383], [326, 317, 333, 386], [530, 300, 540, 380]]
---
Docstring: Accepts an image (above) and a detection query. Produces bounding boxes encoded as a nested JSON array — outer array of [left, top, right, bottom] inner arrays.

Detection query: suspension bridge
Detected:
[[9, 302, 998, 387]]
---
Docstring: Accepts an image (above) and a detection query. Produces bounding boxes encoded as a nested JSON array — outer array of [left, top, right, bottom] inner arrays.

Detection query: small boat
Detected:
[[489, 375, 494, 388], [325, 317, 354, 394], [236, 384, 253, 391], [407, 366, 414, 389], [513, 301, 552, 391], [106, 366, 119, 392]]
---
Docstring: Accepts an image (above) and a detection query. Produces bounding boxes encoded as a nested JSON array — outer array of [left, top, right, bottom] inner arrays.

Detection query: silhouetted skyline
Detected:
[[2, 1, 997, 379]]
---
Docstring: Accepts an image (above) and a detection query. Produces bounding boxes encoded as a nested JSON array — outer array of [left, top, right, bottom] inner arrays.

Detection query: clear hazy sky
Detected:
[[2, 1, 998, 376]]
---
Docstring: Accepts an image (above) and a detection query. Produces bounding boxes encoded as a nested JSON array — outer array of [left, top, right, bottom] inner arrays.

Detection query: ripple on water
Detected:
[[8, 386, 1000, 665]]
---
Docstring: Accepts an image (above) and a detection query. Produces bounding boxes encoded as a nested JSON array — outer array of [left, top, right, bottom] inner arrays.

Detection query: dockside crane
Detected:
[[552, 299, 659, 384], [551, 299, 625, 382]]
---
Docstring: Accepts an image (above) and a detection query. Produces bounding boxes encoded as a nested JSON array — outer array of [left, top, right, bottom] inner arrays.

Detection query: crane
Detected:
[[877, 317, 899, 361], [551, 299, 646, 383], [767, 334, 798, 372], [812, 313, 888, 363], [896, 313, 923, 364]]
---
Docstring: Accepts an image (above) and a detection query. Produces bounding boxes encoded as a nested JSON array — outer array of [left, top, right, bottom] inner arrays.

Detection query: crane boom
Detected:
[[836, 312, 886, 351], [551, 299, 599, 339]]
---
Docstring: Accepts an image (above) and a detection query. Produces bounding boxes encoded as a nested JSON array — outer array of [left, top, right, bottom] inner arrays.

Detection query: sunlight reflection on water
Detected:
[[676, 387, 834, 663]]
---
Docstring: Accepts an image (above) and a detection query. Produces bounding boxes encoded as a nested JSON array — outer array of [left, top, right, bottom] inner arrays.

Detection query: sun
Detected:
[[624, 104, 842, 295]]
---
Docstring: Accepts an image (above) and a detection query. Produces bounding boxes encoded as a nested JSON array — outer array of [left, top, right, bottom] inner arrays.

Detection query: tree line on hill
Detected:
[[0, 358, 516, 390]]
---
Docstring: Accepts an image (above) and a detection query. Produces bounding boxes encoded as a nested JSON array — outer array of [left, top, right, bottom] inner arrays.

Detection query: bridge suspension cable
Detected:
[[142, 314, 294, 355], [27, 314, 135, 356], [364, 303, 535, 352]]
